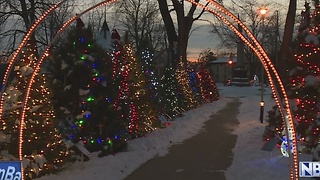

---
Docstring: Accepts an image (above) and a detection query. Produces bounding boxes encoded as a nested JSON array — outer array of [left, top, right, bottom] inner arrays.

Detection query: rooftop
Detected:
[[207, 57, 238, 64]]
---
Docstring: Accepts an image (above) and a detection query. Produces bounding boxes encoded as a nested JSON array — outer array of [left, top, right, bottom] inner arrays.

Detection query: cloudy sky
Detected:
[[73, 0, 298, 61], [186, 0, 302, 61], [0, 0, 303, 61]]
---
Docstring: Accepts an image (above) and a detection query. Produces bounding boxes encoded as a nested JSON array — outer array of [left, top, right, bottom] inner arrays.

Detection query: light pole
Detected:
[[259, 7, 267, 123], [228, 53, 234, 83]]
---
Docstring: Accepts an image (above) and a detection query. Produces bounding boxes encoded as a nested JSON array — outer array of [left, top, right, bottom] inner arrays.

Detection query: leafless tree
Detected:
[[278, 0, 296, 78], [0, 0, 75, 56], [198, 48, 217, 63], [116, 0, 167, 55], [208, 0, 285, 78], [157, 0, 210, 68]]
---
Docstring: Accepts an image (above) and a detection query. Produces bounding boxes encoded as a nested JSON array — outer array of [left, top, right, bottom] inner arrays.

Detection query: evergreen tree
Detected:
[[176, 60, 198, 110], [48, 19, 123, 154], [159, 67, 183, 118], [287, 1, 320, 152], [197, 63, 220, 102], [264, 1, 320, 154], [140, 48, 161, 106], [262, 105, 284, 142], [189, 64, 203, 104], [0, 41, 70, 179], [110, 29, 136, 142], [125, 43, 160, 136]]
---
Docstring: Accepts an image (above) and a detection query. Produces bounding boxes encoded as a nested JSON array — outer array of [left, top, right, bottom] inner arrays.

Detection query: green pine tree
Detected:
[[0, 41, 70, 179], [264, 1, 320, 154], [197, 63, 220, 102], [176, 60, 198, 110], [48, 20, 126, 155], [125, 43, 160, 136], [159, 67, 183, 118]]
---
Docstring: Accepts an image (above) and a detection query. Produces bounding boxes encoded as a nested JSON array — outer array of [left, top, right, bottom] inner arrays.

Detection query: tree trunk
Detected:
[[178, 17, 192, 66], [279, 0, 296, 78], [20, 0, 39, 58], [158, 0, 202, 69], [157, 0, 178, 68]]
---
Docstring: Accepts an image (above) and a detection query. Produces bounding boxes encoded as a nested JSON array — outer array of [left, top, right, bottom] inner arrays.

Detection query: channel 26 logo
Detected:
[[300, 162, 320, 177]]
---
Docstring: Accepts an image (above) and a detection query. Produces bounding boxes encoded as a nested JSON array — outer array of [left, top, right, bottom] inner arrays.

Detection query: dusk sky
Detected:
[[0, 0, 304, 61], [74, 0, 296, 61], [185, 0, 295, 61]]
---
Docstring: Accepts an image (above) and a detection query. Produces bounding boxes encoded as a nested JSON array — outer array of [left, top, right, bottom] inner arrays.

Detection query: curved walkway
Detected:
[[125, 98, 241, 180]]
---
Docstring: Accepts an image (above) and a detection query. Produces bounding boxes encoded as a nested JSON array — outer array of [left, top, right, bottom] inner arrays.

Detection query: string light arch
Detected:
[[189, 1, 298, 178], [0, 0, 67, 122], [0, 0, 298, 179]]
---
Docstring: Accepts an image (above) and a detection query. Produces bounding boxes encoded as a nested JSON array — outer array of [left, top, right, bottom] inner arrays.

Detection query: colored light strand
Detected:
[[3, 0, 299, 179], [12, 1, 116, 179], [0, 0, 68, 128]]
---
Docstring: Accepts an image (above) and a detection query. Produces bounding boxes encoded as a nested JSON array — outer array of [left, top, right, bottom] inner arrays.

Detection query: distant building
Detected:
[[207, 56, 238, 83]]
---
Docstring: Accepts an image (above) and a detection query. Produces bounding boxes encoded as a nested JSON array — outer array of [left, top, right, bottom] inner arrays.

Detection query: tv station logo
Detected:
[[300, 162, 320, 177], [0, 161, 21, 180]]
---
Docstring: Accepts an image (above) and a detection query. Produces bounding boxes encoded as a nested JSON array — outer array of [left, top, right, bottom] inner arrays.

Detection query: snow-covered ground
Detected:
[[39, 84, 308, 180]]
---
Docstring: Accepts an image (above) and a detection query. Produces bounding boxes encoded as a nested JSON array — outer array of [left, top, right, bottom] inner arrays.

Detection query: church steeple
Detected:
[[100, 20, 110, 39], [96, 20, 112, 52]]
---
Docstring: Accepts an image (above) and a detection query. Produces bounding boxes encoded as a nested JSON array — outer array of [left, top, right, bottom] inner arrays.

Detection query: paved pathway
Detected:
[[125, 98, 241, 180]]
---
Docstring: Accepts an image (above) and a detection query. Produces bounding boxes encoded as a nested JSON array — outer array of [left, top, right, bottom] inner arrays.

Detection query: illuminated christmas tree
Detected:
[[48, 19, 124, 154], [159, 67, 183, 117], [189, 65, 203, 104], [109, 29, 137, 142], [264, 1, 320, 154], [262, 105, 284, 142], [0, 40, 70, 179], [288, 1, 320, 153], [176, 60, 198, 110], [124, 42, 160, 136], [197, 63, 220, 102], [140, 48, 160, 105]]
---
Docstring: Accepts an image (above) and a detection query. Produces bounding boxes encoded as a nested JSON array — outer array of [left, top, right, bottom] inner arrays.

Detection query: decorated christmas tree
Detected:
[[0, 40, 70, 179], [124, 42, 160, 136], [264, 1, 320, 154], [262, 105, 284, 142], [109, 29, 137, 142], [48, 18, 123, 154], [140, 47, 161, 106], [176, 60, 198, 110], [189, 64, 203, 104], [288, 0, 320, 153], [159, 66, 183, 118], [197, 63, 220, 102]]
